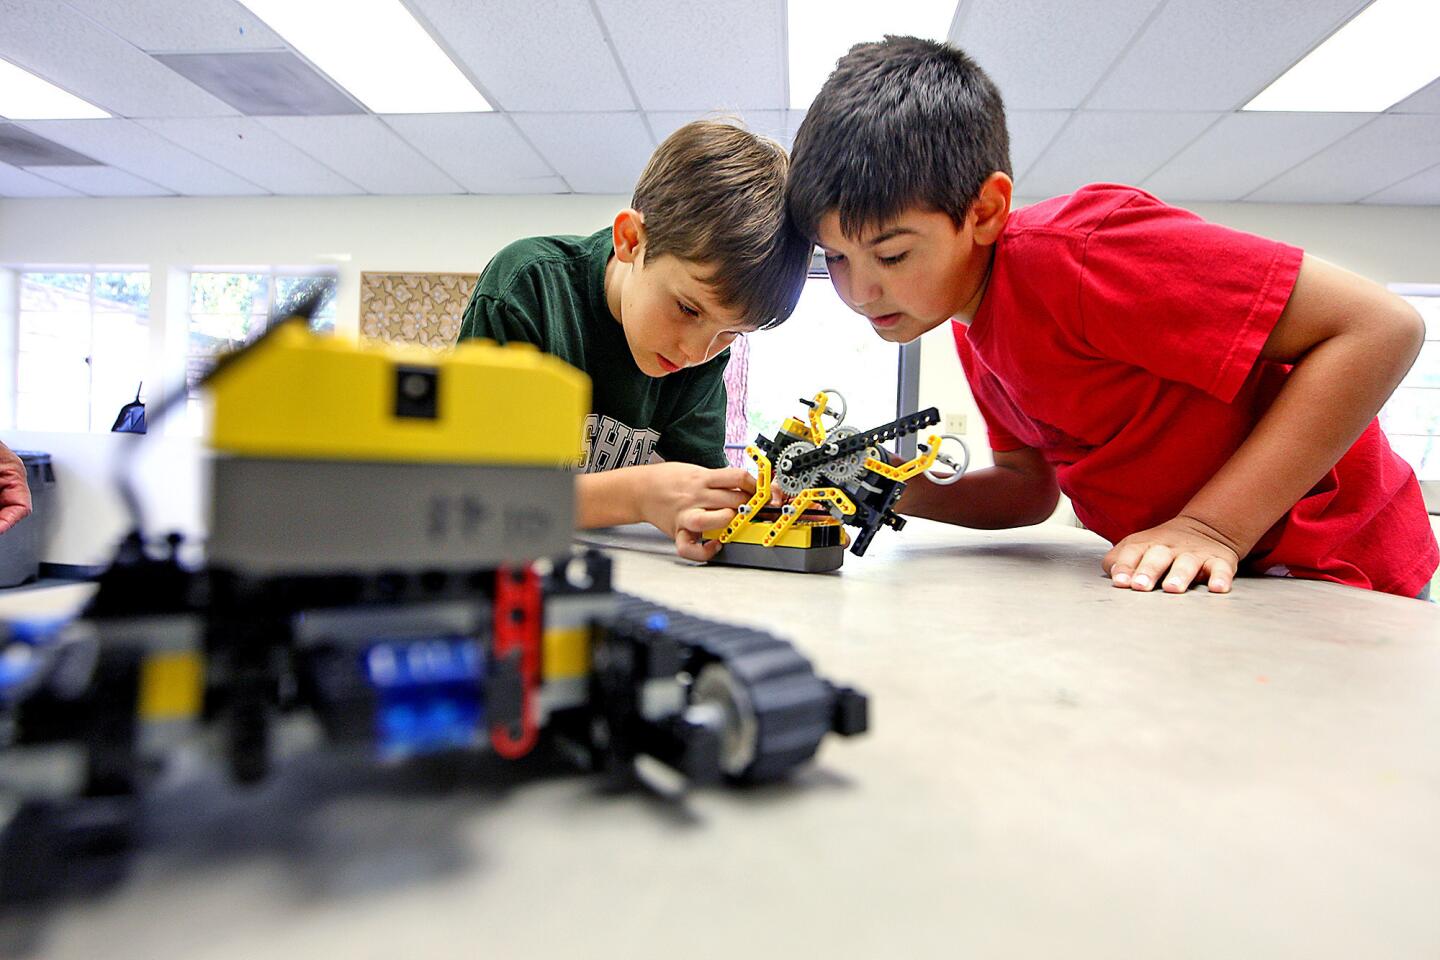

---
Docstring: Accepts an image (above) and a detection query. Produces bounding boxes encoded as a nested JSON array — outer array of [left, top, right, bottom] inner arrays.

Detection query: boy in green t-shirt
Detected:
[[458, 120, 812, 560]]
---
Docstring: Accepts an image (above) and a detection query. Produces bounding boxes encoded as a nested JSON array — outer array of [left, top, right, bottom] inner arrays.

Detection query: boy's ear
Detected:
[[612, 208, 647, 264], [971, 172, 1013, 246]]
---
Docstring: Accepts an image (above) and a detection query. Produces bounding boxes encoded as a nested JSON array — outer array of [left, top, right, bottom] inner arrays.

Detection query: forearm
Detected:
[[897, 463, 1058, 529], [1182, 318, 1423, 555], [574, 468, 644, 528]]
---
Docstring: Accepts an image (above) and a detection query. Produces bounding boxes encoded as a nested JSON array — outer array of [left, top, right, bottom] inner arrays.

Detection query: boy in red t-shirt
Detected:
[[785, 36, 1437, 598]]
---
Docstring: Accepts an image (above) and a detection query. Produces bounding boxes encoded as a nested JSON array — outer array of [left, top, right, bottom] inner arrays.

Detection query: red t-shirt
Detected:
[[954, 183, 1438, 597]]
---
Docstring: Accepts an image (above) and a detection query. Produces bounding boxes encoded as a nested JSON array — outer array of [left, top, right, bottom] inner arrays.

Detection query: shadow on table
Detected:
[[0, 739, 856, 957]]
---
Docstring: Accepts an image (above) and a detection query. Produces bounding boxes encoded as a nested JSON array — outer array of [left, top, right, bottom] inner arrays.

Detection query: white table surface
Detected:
[[4, 520, 1438, 960]]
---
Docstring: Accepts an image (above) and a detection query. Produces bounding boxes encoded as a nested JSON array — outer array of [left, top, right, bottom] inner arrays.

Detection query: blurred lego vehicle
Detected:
[[705, 390, 969, 573], [0, 295, 867, 862]]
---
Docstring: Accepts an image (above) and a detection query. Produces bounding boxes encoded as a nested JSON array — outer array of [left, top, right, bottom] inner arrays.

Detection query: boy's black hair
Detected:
[[787, 36, 1011, 241]]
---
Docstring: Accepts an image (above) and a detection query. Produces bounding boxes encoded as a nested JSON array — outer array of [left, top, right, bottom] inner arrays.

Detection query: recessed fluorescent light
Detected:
[[1244, 0, 1440, 112], [0, 58, 109, 120], [234, 0, 491, 114], [787, 1, 959, 109]]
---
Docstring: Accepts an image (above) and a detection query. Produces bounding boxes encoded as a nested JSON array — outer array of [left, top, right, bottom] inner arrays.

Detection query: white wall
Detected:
[[1, 193, 1437, 562]]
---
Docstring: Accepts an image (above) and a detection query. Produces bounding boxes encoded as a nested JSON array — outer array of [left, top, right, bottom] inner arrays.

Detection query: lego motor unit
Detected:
[[0, 299, 868, 870]]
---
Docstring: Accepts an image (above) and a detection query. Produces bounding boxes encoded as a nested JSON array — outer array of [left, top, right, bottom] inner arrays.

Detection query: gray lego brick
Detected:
[[209, 458, 575, 575]]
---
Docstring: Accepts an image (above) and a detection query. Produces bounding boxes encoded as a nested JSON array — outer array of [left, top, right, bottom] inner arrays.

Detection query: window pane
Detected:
[[1389, 433, 1439, 482], [1401, 294, 1440, 340], [21, 273, 89, 309], [18, 273, 94, 431], [188, 273, 267, 395], [94, 271, 151, 318], [275, 275, 337, 332], [1402, 341, 1440, 389]]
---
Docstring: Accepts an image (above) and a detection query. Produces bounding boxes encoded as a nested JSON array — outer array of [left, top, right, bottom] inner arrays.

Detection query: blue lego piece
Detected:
[[363, 636, 485, 760]]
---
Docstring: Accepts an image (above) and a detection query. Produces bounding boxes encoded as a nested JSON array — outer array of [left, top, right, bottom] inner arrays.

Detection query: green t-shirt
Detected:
[[457, 229, 729, 470]]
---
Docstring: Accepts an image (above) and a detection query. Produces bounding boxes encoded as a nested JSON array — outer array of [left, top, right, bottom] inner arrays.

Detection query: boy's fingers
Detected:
[[1105, 542, 1146, 586], [674, 530, 723, 563], [679, 507, 739, 533], [700, 488, 751, 510], [707, 467, 757, 494], [1130, 545, 1174, 592], [1203, 557, 1235, 594], [1162, 553, 1203, 593]]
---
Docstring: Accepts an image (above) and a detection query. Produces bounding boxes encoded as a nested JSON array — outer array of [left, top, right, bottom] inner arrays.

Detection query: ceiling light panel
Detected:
[[0, 58, 109, 120], [234, 0, 492, 113], [786, 1, 960, 109], [1244, 0, 1440, 112]]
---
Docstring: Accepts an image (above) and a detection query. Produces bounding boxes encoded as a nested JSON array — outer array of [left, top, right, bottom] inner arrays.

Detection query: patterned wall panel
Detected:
[[359, 272, 478, 348]]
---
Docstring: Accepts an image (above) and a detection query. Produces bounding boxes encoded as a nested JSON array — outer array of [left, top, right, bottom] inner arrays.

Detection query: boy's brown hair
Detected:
[[632, 120, 812, 329]]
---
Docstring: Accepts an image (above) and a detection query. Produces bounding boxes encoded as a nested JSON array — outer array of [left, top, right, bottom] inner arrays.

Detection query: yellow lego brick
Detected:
[[138, 651, 204, 721], [208, 322, 590, 465], [543, 625, 591, 679]]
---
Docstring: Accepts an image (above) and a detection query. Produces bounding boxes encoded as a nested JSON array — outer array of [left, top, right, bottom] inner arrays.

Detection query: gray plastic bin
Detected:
[[0, 451, 55, 587]]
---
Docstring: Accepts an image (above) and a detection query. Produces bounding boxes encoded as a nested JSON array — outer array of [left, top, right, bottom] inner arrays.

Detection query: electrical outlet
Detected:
[[943, 412, 968, 435]]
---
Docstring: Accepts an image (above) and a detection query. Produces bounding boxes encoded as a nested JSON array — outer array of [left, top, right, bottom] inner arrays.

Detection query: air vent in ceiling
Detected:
[[0, 125, 101, 166], [155, 50, 364, 116]]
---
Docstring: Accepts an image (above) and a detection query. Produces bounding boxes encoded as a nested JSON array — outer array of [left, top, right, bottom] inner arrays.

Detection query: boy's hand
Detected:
[[1102, 514, 1243, 594], [0, 444, 33, 535], [635, 463, 757, 562]]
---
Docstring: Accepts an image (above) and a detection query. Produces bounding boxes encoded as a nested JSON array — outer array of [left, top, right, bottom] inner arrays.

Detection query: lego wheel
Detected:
[[688, 637, 835, 783], [923, 433, 970, 486], [691, 663, 758, 776], [817, 388, 847, 426]]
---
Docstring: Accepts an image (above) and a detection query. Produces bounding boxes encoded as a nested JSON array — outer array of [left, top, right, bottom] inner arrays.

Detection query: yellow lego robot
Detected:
[[705, 390, 968, 573]]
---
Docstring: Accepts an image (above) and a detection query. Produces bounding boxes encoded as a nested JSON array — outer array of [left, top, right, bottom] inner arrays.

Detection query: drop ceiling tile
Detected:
[[60, 0, 286, 52], [383, 113, 563, 193], [0, 160, 81, 197], [1247, 115, 1440, 203], [952, 0, 1166, 110], [1087, 0, 1365, 110], [0, 0, 237, 117], [1020, 111, 1220, 198], [1363, 162, 1440, 205], [259, 116, 462, 194], [138, 117, 362, 194], [646, 111, 787, 147], [510, 112, 654, 194], [1009, 111, 1071, 181], [592, 0, 786, 110], [17, 119, 265, 194], [405, 0, 633, 111], [1142, 112, 1371, 202], [25, 165, 172, 196], [1392, 77, 1440, 115]]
